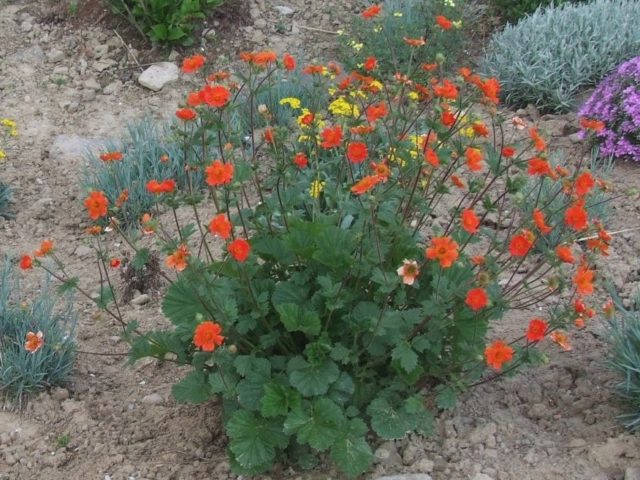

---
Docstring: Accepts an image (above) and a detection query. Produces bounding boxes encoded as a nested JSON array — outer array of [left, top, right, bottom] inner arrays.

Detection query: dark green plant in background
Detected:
[[489, 0, 588, 24], [106, 0, 224, 45]]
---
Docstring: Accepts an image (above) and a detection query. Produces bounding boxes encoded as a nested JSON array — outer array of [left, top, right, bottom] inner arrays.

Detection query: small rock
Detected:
[[374, 441, 403, 466], [47, 49, 65, 63], [81, 89, 97, 102], [92, 59, 116, 72], [109, 335, 122, 345], [92, 44, 109, 59], [20, 21, 33, 32], [131, 294, 150, 306], [527, 403, 549, 420], [413, 458, 434, 472], [138, 62, 179, 91], [375, 475, 433, 480], [525, 103, 540, 121], [625, 466, 640, 480], [569, 132, 583, 143], [103, 81, 122, 95], [53, 65, 69, 76], [204, 28, 216, 40], [31, 197, 55, 220], [254, 18, 267, 29], [5, 453, 17, 466], [274, 5, 295, 15], [83, 78, 101, 91], [141, 393, 163, 405], [568, 438, 588, 448], [402, 443, 421, 465], [51, 388, 70, 401], [168, 50, 180, 62]]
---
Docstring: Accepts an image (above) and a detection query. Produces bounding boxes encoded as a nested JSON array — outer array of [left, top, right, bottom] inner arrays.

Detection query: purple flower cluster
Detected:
[[579, 56, 640, 162]]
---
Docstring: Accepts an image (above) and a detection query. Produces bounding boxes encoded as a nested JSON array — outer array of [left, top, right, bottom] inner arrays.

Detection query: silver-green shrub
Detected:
[[0, 181, 11, 219], [481, 0, 640, 112]]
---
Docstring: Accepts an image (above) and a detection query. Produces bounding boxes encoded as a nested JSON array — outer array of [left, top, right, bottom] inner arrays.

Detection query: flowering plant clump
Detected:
[[579, 56, 640, 162], [30, 7, 614, 476]]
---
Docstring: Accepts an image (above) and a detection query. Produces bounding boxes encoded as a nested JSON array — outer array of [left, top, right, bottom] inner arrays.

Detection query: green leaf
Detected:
[[392, 341, 418, 373], [96, 285, 114, 310], [287, 356, 340, 397], [131, 248, 151, 271], [367, 397, 416, 440], [328, 371, 355, 405], [275, 303, 321, 336], [234, 356, 271, 377], [57, 276, 79, 295], [436, 386, 457, 410], [272, 281, 308, 306], [162, 272, 213, 327], [172, 370, 211, 404], [237, 375, 269, 411], [330, 418, 373, 477], [283, 398, 344, 451], [330, 343, 351, 364], [261, 382, 302, 418], [227, 410, 289, 469], [404, 395, 434, 436]]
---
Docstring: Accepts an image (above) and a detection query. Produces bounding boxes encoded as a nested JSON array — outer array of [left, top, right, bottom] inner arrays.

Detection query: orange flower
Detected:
[[86, 226, 102, 236], [580, 118, 605, 131], [528, 157, 553, 176], [441, 110, 456, 127], [529, 127, 546, 152], [199, 85, 231, 108], [293, 152, 308, 168], [182, 54, 205, 73], [302, 64, 325, 75], [363, 56, 378, 71], [84, 191, 109, 220], [574, 317, 586, 329], [550, 331, 572, 351], [574, 298, 587, 314], [239, 51, 254, 63], [166, 244, 190, 271], [209, 213, 232, 240], [586, 238, 609, 256], [397, 259, 420, 286], [99, 151, 124, 162], [426, 236, 459, 268], [479, 78, 500, 104], [466, 287, 488, 311], [501, 146, 516, 158], [34, 240, 54, 257], [351, 175, 383, 195], [574, 171, 595, 197], [465, 147, 484, 172], [228, 238, 251, 262], [264, 128, 275, 145], [366, 102, 389, 123], [347, 142, 368, 164], [451, 174, 465, 189], [283, 53, 296, 71], [472, 121, 489, 137], [573, 264, 595, 296], [300, 111, 315, 126], [424, 148, 440, 168], [19, 254, 33, 270], [205, 160, 234, 186], [509, 229, 535, 257], [564, 200, 588, 231], [115, 189, 129, 207], [24, 331, 44, 353], [207, 71, 230, 82], [555, 244, 575, 263], [320, 125, 343, 149], [187, 91, 203, 107], [176, 108, 197, 121], [141, 213, 155, 235], [253, 50, 277, 67], [370, 161, 391, 180], [193, 321, 224, 352], [532, 208, 552, 235], [526, 318, 548, 342], [435, 15, 453, 30], [362, 4, 382, 19], [461, 208, 480, 234], [422, 62, 438, 72], [146, 179, 176, 194], [433, 79, 458, 100], [603, 298, 615, 319], [110, 258, 121, 268], [484, 340, 514, 371], [403, 37, 426, 47], [471, 255, 485, 266]]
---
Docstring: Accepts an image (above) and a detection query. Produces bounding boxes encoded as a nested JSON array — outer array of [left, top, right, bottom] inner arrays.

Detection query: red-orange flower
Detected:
[[209, 213, 232, 240], [293, 152, 308, 168], [526, 318, 548, 342], [166, 244, 190, 271], [550, 331, 572, 351], [363, 56, 378, 71], [24, 331, 44, 353], [435, 15, 453, 30], [580, 118, 605, 131], [228, 238, 251, 262], [182, 54, 205, 73], [366, 102, 389, 123], [472, 121, 489, 137], [141, 213, 155, 235], [351, 175, 383, 195], [115, 189, 129, 207], [362, 4, 382, 19], [283, 53, 296, 71], [110, 258, 121, 268], [466, 287, 488, 311], [422, 62, 438, 72], [433, 79, 458, 100], [176, 108, 197, 121], [465, 147, 484, 171], [84, 191, 109, 220], [509, 229, 535, 257], [347, 142, 368, 164], [253, 50, 277, 67], [99, 151, 124, 162], [403, 37, 426, 47], [441, 110, 456, 127], [564, 200, 588, 231], [426, 236, 459, 268], [528, 157, 553, 176], [205, 160, 234, 186], [574, 264, 595, 296], [199, 85, 231, 108], [397, 259, 420, 286], [555, 245, 575, 264], [471, 255, 485, 266], [532, 208, 552, 235], [187, 91, 203, 107], [34, 240, 54, 257], [451, 174, 465, 189], [264, 128, 275, 145], [529, 127, 546, 152], [193, 321, 224, 352], [574, 171, 595, 197], [501, 146, 516, 158], [461, 208, 480, 234], [19, 254, 33, 270], [320, 125, 343, 149], [146, 179, 176, 194], [424, 148, 440, 168], [371, 161, 391, 180], [479, 78, 500, 104], [484, 340, 514, 371]]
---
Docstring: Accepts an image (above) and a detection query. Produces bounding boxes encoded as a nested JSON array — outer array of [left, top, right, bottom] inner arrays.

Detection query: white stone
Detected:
[[274, 5, 294, 15], [137, 62, 179, 91], [141, 393, 163, 405]]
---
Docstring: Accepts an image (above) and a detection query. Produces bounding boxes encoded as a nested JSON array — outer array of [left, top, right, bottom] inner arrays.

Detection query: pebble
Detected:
[[141, 393, 163, 405], [20, 21, 33, 33], [51, 388, 70, 402], [137, 62, 179, 91], [131, 294, 150, 306], [103, 81, 122, 95], [47, 49, 65, 63], [374, 441, 402, 466], [274, 5, 295, 15]]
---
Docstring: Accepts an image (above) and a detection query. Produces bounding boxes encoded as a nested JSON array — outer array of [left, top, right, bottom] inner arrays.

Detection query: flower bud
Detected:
[[435, 53, 446, 64], [257, 104, 268, 115], [228, 344, 238, 354]]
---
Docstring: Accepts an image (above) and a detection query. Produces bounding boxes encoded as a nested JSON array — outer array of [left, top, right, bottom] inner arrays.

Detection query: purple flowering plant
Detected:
[[579, 56, 640, 162]]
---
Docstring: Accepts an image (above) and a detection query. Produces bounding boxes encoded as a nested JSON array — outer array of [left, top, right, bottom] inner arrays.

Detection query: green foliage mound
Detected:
[[489, 0, 586, 24], [482, 0, 640, 112]]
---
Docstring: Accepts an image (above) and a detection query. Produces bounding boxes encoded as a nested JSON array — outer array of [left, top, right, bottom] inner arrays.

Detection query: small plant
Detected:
[[481, 0, 640, 112], [0, 182, 11, 219], [57, 434, 71, 447], [609, 290, 640, 431], [106, 0, 225, 45], [0, 257, 76, 406], [578, 56, 640, 162]]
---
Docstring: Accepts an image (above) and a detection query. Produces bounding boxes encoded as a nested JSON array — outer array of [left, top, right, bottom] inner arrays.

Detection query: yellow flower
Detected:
[[443, 0, 455, 6], [388, 147, 407, 166], [1, 119, 17, 129], [309, 180, 325, 198], [348, 90, 367, 99], [393, 12, 403, 17], [370, 80, 384, 91], [373, 25, 382, 33], [452, 20, 463, 29], [0, 150, 6, 160], [462, 127, 475, 138], [279, 97, 302, 109], [328, 97, 360, 118], [408, 91, 419, 102], [350, 41, 364, 52]]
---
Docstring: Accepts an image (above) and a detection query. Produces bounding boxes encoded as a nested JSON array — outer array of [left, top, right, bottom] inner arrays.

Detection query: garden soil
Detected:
[[2, 1, 640, 479]]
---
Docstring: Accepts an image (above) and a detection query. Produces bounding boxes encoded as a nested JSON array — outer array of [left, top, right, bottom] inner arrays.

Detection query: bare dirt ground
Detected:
[[1, 1, 640, 479]]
